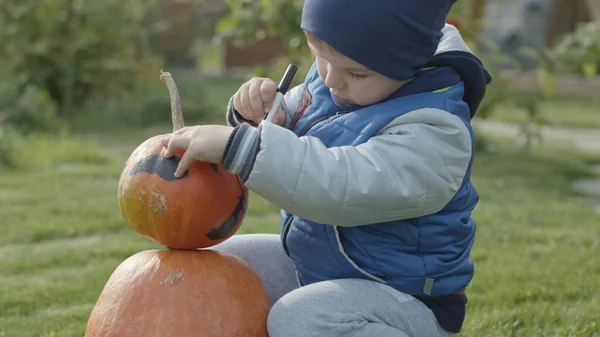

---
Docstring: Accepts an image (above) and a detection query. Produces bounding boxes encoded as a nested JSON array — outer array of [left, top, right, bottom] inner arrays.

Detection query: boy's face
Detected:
[[308, 39, 404, 107]]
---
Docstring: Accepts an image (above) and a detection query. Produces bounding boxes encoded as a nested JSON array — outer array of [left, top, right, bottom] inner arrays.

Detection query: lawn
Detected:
[[1, 86, 600, 336]]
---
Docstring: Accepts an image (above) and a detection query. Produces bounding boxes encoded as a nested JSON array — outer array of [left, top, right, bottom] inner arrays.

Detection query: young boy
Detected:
[[162, 0, 492, 335]]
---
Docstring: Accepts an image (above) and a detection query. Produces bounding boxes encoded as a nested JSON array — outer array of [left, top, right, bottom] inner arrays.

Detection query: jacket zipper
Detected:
[[281, 215, 294, 256], [298, 113, 341, 136]]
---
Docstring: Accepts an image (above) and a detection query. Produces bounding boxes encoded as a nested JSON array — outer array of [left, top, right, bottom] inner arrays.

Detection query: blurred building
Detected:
[[481, 0, 598, 70], [153, 0, 287, 72]]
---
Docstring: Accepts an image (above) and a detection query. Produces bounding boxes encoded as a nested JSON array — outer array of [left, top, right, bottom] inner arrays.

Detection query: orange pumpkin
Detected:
[[85, 249, 270, 337], [117, 71, 248, 249]]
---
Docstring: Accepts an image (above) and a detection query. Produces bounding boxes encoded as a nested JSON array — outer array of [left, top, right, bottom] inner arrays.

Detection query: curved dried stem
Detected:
[[160, 70, 185, 132]]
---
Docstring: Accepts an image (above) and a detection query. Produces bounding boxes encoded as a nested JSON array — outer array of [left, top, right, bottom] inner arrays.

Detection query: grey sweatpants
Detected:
[[212, 234, 452, 337]]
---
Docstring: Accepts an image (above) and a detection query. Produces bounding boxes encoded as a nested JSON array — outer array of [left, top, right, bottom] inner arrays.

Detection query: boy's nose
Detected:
[[324, 67, 344, 89]]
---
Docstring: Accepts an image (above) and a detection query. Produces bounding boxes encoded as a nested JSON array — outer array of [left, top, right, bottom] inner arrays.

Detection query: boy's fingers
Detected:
[[174, 126, 194, 135], [259, 80, 276, 109], [160, 136, 170, 145], [163, 137, 190, 158], [233, 90, 243, 116], [272, 107, 286, 126], [175, 149, 194, 178], [248, 80, 264, 121], [160, 137, 173, 157], [239, 84, 254, 120], [260, 80, 277, 121]]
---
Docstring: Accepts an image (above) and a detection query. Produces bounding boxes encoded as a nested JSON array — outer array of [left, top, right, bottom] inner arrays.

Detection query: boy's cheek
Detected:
[[347, 88, 371, 106], [351, 82, 400, 106], [315, 60, 328, 82]]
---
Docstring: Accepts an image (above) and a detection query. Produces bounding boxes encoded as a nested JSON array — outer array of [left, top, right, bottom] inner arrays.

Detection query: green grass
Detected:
[[488, 93, 600, 129], [1, 117, 600, 335]]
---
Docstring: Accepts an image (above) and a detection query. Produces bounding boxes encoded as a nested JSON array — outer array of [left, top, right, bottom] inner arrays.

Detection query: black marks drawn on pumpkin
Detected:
[[206, 178, 247, 240], [210, 163, 219, 172], [130, 154, 188, 181]]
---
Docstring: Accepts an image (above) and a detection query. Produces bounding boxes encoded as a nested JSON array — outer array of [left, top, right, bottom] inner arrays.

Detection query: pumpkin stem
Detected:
[[160, 70, 185, 132]]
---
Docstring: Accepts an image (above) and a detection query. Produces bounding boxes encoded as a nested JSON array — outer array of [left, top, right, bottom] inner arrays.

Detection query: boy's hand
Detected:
[[161, 125, 234, 178], [233, 77, 285, 125]]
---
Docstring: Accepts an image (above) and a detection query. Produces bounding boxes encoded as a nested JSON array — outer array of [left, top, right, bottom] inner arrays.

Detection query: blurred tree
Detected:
[[0, 0, 168, 131], [552, 21, 600, 77], [215, 0, 309, 81], [217, 0, 307, 60]]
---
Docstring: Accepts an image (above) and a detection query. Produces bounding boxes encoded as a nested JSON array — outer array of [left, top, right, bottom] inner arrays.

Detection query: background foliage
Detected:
[[1, 1, 600, 336], [552, 21, 600, 77], [0, 0, 215, 135]]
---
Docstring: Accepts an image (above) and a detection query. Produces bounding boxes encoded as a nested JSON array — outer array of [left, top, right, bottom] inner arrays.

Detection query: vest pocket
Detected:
[[333, 225, 387, 283]]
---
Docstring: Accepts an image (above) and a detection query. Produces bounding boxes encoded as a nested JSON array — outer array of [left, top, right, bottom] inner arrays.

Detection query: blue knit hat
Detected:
[[301, 0, 457, 81]]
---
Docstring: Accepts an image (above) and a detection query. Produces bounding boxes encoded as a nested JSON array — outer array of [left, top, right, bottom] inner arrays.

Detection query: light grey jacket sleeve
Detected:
[[226, 84, 304, 128], [238, 108, 473, 226]]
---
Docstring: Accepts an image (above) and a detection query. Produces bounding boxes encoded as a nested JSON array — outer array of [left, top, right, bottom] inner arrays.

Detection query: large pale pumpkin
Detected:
[[85, 249, 270, 337], [117, 71, 248, 249]]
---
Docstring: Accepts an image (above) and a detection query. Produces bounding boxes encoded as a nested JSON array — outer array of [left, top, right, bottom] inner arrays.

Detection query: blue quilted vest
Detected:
[[280, 64, 478, 297]]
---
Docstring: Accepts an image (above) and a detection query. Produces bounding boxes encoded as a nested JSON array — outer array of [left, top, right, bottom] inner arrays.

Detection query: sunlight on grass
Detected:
[[1, 125, 599, 336], [0, 131, 111, 170]]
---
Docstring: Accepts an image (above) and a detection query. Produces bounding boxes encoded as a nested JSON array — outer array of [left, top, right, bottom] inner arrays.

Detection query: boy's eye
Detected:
[[348, 72, 367, 80]]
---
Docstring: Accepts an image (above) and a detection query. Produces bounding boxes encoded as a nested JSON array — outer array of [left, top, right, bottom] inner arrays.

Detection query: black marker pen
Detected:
[[264, 64, 298, 123]]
